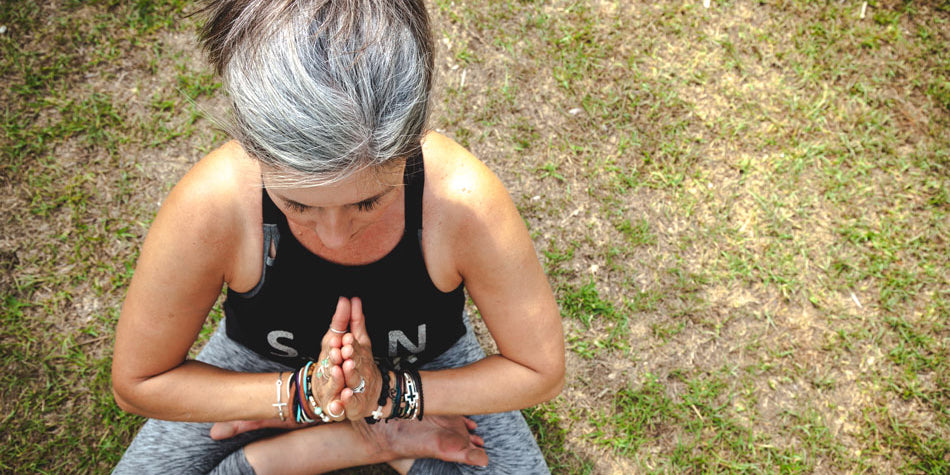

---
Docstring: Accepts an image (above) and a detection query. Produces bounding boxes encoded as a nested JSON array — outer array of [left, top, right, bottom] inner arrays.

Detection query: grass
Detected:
[[2, 0, 949, 473]]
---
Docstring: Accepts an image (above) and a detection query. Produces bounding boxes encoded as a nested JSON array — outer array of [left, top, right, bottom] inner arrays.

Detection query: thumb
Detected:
[[210, 420, 261, 440], [209, 421, 238, 440], [349, 297, 371, 346]]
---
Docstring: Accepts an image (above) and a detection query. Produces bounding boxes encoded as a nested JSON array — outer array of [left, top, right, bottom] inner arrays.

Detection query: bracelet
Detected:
[[286, 369, 303, 424], [364, 360, 425, 423], [390, 370, 404, 419], [272, 372, 287, 422], [406, 368, 423, 421], [295, 364, 315, 424], [413, 369, 424, 421], [304, 362, 330, 423], [365, 365, 391, 424]]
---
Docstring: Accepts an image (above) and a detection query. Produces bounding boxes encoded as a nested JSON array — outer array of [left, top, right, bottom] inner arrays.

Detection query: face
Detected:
[[263, 162, 405, 250]]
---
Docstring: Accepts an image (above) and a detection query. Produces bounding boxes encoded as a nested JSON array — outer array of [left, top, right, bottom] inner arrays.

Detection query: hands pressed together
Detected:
[[208, 297, 489, 468], [210, 296, 380, 438], [309, 295, 384, 423]]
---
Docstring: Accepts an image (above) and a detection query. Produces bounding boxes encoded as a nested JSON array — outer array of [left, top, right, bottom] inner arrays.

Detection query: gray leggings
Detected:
[[112, 317, 549, 474]]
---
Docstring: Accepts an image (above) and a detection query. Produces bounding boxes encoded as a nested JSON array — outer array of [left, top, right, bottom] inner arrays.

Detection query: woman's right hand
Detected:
[[307, 296, 355, 422], [212, 296, 356, 439], [339, 297, 385, 420]]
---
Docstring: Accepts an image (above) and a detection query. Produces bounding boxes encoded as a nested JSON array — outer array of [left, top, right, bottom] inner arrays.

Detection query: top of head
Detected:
[[198, 0, 434, 186]]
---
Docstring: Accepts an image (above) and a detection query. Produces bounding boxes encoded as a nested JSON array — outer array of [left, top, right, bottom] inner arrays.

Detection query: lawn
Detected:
[[1, 1, 947, 473]]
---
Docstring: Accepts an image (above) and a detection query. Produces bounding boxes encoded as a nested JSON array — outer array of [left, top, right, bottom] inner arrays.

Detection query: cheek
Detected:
[[282, 211, 317, 229]]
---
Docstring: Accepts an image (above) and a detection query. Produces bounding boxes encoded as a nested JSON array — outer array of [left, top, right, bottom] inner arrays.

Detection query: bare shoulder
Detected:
[[421, 132, 512, 222], [420, 132, 525, 284], [144, 140, 262, 287]]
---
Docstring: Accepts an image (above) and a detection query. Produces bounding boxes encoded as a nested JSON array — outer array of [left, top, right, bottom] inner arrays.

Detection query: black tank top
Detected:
[[223, 153, 466, 368]]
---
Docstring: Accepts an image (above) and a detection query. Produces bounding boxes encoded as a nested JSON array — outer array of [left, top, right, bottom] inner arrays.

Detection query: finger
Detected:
[[327, 347, 343, 366], [311, 363, 346, 422], [210, 419, 301, 440], [466, 448, 489, 467], [464, 417, 478, 431], [341, 341, 355, 360], [342, 357, 360, 387], [340, 386, 354, 404], [325, 296, 351, 343], [349, 297, 371, 346], [326, 398, 347, 421], [470, 434, 485, 447], [209, 421, 242, 440]]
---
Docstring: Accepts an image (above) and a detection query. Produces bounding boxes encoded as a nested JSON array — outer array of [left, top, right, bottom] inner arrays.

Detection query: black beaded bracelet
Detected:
[[365, 365, 391, 425]]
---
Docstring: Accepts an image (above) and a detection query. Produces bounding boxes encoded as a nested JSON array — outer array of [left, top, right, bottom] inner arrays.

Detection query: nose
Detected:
[[313, 209, 351, 249]]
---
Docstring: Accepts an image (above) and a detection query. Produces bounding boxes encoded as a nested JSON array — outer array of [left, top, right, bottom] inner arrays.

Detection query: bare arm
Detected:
[[110, 145, 347, 422], [424, 144, 564, 415], [339, 135, 565, 419]]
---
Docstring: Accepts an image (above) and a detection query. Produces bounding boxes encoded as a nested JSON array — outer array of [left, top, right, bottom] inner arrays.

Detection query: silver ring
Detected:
[[327, 405, 344, 419], [329, 327, 346, 334], [352, 377, 366, 394]]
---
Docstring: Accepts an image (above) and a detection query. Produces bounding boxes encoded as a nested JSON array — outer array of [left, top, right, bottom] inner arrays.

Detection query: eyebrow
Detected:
[[276, 187, 394, 210]]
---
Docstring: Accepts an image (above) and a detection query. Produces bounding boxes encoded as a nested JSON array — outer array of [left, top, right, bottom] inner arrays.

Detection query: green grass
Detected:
[[3, 0, 949, 473]]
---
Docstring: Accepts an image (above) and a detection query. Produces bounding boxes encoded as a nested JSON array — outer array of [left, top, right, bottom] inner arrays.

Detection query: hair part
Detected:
[[197, 0, 433, 186]]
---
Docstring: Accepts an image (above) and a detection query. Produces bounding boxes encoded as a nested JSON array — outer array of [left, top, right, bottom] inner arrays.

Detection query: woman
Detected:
[[111, 1, 564, 474]]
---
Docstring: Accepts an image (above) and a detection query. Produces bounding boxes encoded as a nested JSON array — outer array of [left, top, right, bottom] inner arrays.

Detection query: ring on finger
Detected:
[[319, 358, 331, 380], [329, 327, 346, 334], [351, 376, 366, 394]]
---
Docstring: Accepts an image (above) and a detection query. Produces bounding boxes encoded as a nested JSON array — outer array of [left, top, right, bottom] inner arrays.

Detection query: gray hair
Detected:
[[198, 0, 433, 186]]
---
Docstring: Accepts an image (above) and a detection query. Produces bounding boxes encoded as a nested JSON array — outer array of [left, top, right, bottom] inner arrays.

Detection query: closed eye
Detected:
[[355, 197, 381, 212], [284, 200, 310, 213]]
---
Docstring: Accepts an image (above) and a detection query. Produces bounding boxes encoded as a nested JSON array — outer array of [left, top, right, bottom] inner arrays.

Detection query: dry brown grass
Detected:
[[1, 1, 947, 473]]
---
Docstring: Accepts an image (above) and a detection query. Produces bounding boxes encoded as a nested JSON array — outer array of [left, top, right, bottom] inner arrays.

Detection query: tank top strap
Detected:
[[403, 151, 425, 233]]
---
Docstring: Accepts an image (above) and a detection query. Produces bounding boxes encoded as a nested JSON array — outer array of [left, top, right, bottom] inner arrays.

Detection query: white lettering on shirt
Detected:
[[389, 324, 426, 357], [267, 330, 298, 358]]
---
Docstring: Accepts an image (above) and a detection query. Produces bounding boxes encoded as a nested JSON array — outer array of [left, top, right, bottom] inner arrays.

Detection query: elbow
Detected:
[[111, 365, 145, 416], [112, 386, 135, 414], [536, 361, 566, 403], [112, 376, 139, 415]]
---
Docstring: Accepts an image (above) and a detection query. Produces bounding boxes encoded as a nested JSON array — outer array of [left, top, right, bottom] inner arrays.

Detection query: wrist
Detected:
[[381, 371, 396, 417], [365, 367, 392, 424]]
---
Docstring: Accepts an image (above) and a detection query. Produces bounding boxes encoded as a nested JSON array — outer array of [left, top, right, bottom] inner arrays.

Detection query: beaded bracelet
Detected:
[[304, 362, 330, 423], [363, 360, 425, 423], [365, 367, 391, 424]]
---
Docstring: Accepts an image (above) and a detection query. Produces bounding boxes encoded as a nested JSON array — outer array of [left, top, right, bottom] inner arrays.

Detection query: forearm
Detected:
[[113, 360, 281, 422], [419, 355, 563, 417], [244, 423, 391, 475]]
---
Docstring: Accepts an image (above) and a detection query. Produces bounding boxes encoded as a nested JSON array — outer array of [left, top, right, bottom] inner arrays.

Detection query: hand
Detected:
[[308, 296, 352, 421], [367, 416, 489, 467], [211, 297, 356, 441], [339, 297, 382, 420], [210, 417, 305, 440]]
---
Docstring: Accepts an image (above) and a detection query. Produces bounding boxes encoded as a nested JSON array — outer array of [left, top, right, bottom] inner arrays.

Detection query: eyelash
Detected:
[[286, 201, 309, 213], [285, 198, 380, 213], [356, 198, 381, 212]]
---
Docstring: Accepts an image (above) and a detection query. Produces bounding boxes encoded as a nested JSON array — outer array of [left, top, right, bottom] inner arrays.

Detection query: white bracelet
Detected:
[[273, 372, 287, 422]]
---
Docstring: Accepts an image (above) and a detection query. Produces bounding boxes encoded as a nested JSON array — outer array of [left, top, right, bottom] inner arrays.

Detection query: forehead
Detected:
[[262, 163, 404, 207]]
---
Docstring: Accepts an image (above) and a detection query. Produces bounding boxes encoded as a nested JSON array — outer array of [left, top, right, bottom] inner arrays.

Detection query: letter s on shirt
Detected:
[[267, 330, 298, 358]]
